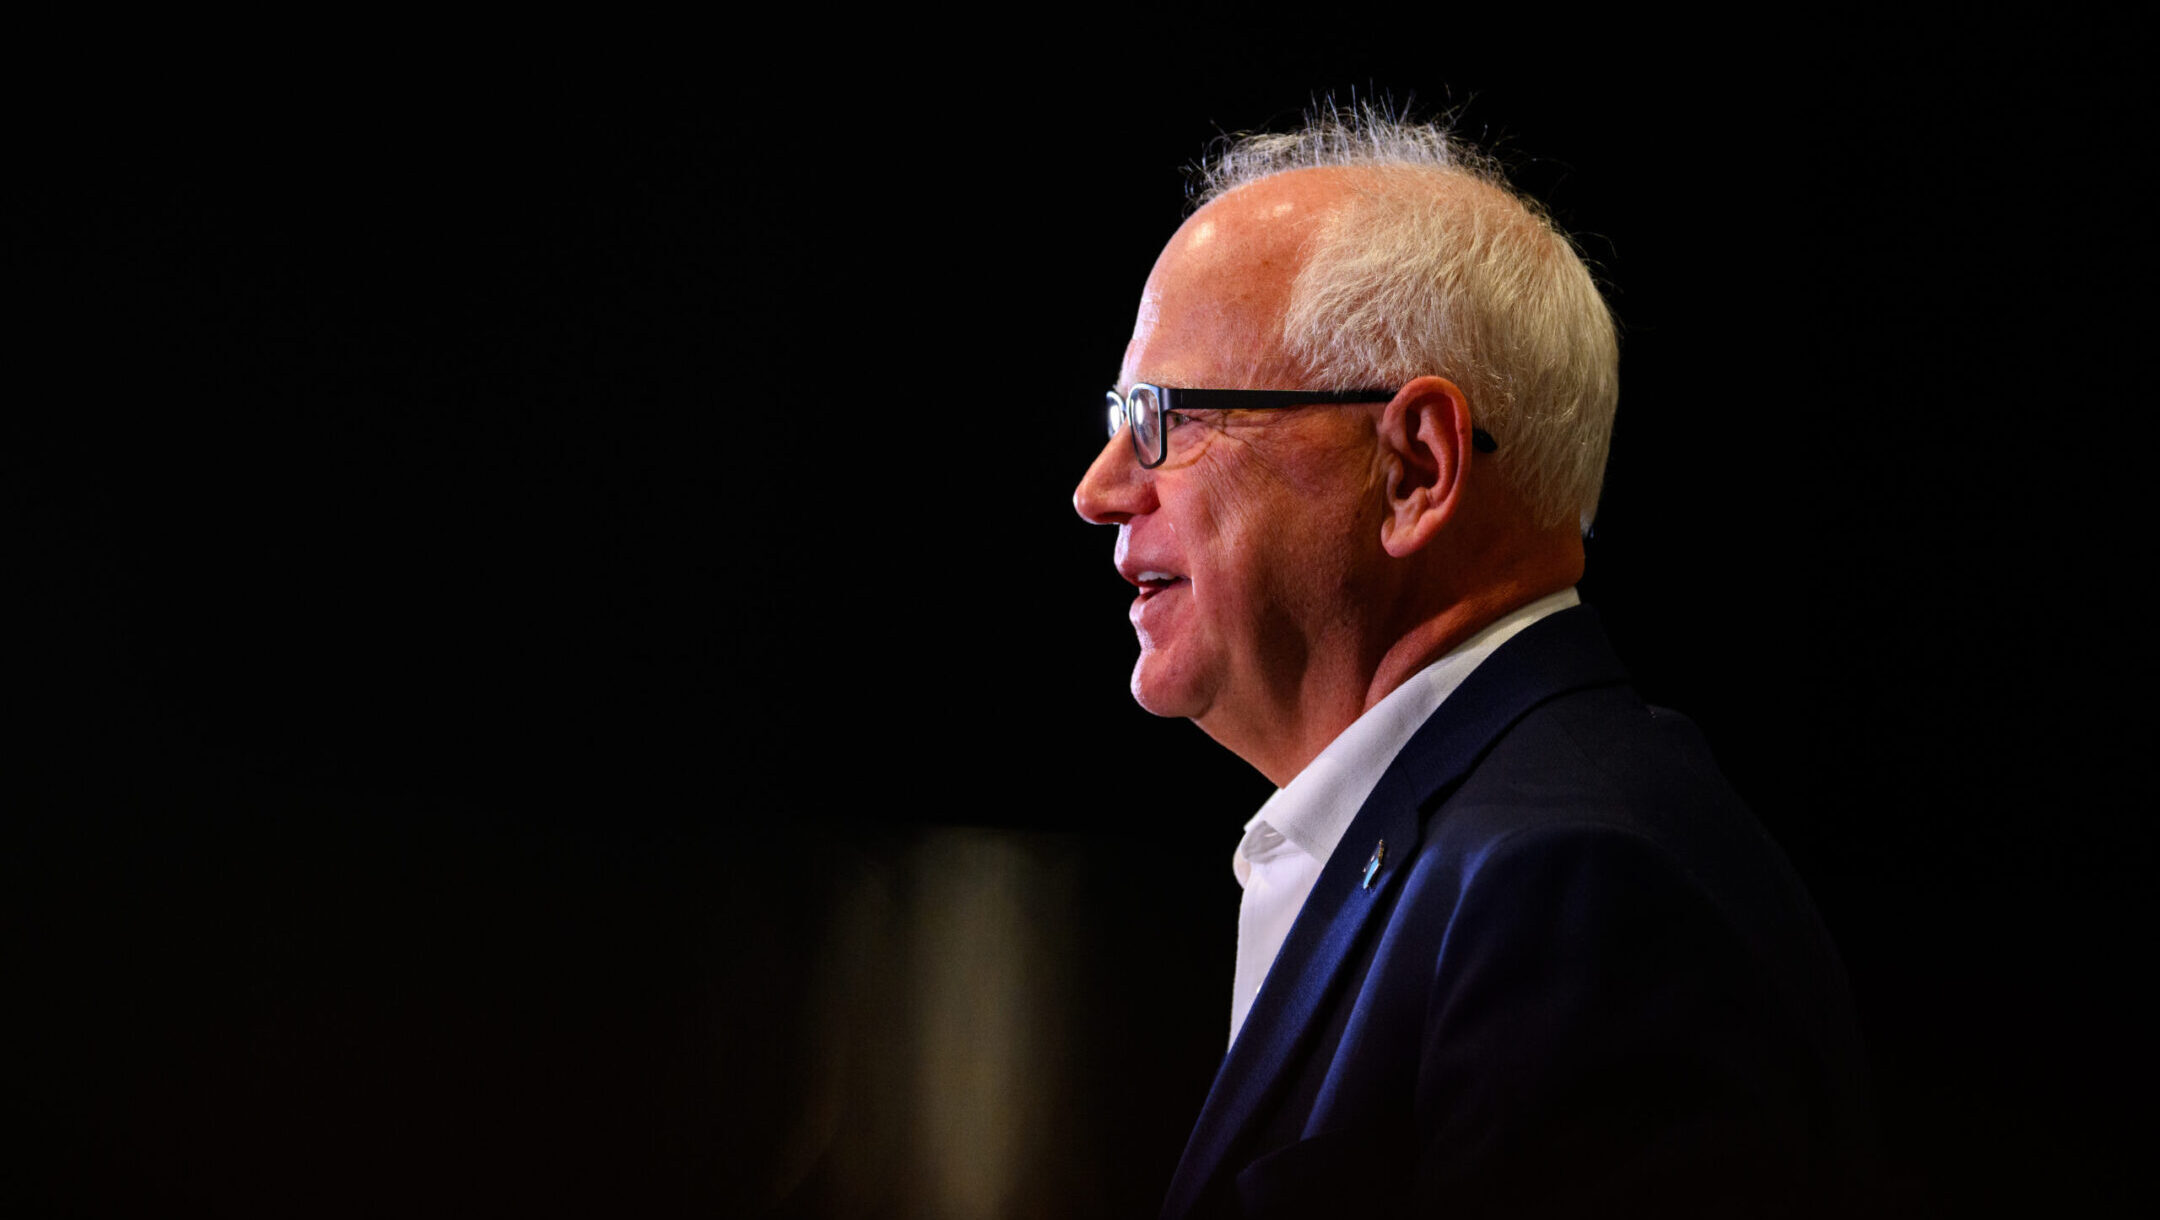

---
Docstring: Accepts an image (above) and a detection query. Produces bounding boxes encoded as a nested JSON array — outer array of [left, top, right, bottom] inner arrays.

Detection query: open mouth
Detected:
[[1134, 570, 1187, 600]]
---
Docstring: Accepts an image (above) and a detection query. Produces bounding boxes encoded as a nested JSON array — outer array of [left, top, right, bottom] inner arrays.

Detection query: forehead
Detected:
[[1120, 169, 1357, 392]]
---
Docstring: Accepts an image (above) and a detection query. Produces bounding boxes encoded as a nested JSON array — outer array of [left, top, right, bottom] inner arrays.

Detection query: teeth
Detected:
[[1138, 570, 1178, 583]]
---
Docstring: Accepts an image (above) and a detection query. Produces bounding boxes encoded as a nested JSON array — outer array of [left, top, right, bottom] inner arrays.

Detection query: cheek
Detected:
[[1193, 506, 1327, 641], [1177, 437, 1379, 621], [1188, 455, 1276, 545], [1261, 499, 1377, 625]]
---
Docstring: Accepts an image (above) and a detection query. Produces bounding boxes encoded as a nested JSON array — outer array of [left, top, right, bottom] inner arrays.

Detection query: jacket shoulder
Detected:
[[1333, 686, 1874, 1214]]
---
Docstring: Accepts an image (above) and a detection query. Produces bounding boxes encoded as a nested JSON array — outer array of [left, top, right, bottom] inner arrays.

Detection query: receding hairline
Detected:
[[1193, 162, 1557, 261], [1160, 106, 1621, 532], [1187, 108, 1578, 267], [1189, 106, 1509, 205]]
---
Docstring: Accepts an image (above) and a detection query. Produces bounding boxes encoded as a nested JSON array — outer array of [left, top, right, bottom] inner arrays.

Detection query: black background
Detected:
[[12, 30, 2154, 1217]]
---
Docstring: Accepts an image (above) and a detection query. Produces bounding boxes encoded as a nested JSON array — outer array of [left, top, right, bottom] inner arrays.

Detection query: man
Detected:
[[1074, 113, 1872, 1217]]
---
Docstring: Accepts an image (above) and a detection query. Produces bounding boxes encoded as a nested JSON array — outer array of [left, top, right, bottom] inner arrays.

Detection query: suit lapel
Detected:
[[1160, 607, 1631, 1218]]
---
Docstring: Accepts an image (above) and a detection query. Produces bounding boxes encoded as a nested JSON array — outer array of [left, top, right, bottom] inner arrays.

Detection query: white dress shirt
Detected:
[[1228, 589, 1580, 1045]]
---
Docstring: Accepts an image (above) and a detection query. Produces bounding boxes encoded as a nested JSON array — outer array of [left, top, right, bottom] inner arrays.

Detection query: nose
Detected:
[[1074, 428, 1157, 525]]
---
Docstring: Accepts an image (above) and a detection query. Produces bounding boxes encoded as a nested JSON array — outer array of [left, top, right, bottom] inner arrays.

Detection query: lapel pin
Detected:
[[1361, 839, 1387, 890]]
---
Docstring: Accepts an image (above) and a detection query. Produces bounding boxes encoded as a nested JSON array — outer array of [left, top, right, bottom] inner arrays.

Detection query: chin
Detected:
[[1129, 653, 1213, 721]]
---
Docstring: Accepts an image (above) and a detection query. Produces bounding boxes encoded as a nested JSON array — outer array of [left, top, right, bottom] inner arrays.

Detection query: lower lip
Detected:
[[1130, 579, 1186, 621]]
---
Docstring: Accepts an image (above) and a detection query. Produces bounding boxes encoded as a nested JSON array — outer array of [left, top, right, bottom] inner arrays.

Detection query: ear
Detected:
[[1377, 376, 1475, 559]]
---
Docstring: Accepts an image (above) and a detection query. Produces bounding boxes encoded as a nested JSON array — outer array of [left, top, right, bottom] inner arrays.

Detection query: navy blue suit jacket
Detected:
[[1162, 607, 1872, 1218]]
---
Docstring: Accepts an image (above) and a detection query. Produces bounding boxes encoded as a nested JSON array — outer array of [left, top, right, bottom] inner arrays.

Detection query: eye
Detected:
[[1164, 410, 1194, 431]]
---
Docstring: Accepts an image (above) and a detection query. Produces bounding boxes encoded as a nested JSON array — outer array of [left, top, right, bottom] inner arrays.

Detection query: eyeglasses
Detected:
[[1105, 384, 1497, 469]]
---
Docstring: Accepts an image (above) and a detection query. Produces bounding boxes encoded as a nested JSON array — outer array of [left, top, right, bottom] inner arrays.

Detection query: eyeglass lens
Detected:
[[1128, 385, 1163, 466]]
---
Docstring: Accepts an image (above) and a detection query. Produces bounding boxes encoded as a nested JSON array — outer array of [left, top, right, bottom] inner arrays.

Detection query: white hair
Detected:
[[1195, 105, 1620, 532]]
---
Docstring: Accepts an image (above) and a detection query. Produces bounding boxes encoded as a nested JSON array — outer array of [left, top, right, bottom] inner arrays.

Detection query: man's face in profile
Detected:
[[1077, 175, 1384, 739]]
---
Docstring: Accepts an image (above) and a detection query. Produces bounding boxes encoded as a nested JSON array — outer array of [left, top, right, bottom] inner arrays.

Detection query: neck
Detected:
[[1206, 539, 1582, 788], [1361, 574, 1575, 715]]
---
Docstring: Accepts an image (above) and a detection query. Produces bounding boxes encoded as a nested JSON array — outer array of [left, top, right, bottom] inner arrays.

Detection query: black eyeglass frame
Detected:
[[1105, 384, 1496, 469]]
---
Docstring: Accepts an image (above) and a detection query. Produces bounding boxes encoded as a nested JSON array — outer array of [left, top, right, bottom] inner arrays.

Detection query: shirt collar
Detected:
[[1238, 588, 1582, 872]]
